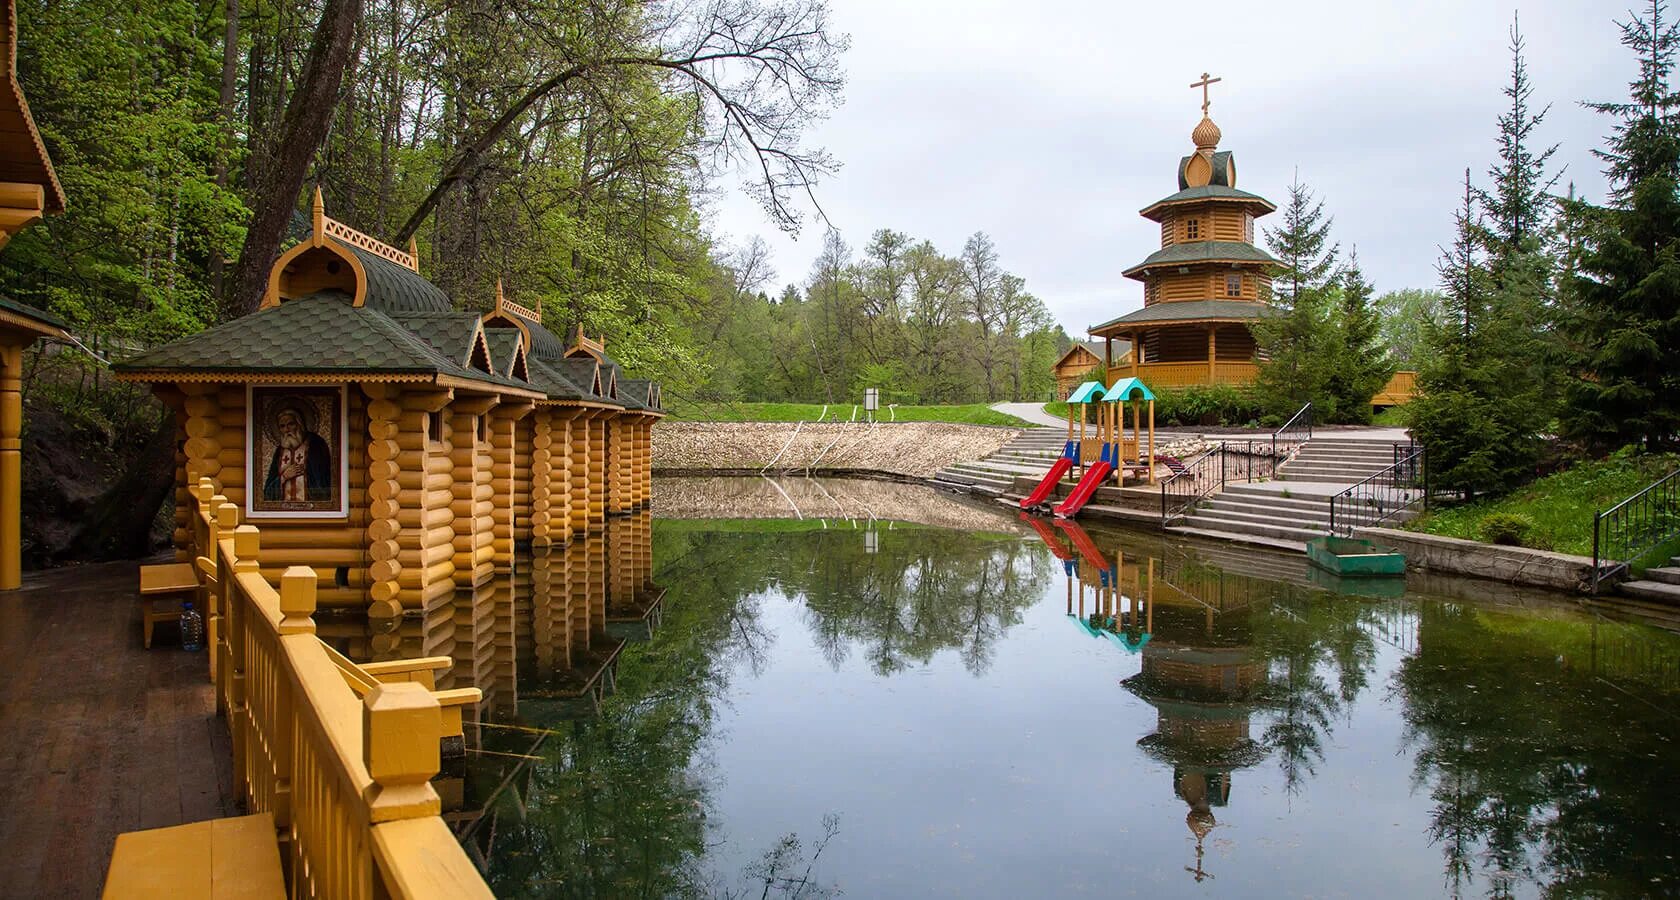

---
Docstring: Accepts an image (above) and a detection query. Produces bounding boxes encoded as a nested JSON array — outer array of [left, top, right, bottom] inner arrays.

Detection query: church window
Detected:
[[1226, 274, 1243, 297], [1185, 218, 1200, 240], [427, 410, 444, 445], [1243, 214, 1254, 243]]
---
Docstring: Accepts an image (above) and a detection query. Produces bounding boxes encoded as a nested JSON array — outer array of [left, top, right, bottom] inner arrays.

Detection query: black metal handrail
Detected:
[[1328, 446, 1428, 537], [1161, 443, 1226, 527], [1592, 466, 1680, 593], [1270, 402, 1313, 476]]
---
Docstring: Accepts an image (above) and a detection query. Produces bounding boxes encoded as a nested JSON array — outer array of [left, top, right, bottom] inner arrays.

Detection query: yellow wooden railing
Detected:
[[186, 477, 494, 899], [1102, 362, 1419, 405], [1105, 361, 1261, 389]]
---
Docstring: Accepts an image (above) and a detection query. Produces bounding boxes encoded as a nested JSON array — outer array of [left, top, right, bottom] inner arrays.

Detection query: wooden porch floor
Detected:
[[0, 557, 235, 899]]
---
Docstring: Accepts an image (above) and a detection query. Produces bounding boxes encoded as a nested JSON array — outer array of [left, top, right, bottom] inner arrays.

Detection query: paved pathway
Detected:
[[990, 401, 1065, 428]]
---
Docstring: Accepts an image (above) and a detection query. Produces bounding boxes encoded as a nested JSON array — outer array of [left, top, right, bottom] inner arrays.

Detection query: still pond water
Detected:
[[448, 479, 1680, 899]]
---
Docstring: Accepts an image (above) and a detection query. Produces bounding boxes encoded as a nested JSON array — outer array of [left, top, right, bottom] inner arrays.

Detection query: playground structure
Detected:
[[1020, 376, 1157, 517]]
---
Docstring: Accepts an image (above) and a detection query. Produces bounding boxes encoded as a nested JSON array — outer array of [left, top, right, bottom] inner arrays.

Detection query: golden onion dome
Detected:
[[1192, 115, 1222, 150]]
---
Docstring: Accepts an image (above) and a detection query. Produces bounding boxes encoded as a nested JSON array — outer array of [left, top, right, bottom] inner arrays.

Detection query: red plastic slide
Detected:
[[1053, 460, 1112, 518], [1020, 513, 1075, 560], [1019, 457, 1074, 509], [1052, 518, 1111, 572]]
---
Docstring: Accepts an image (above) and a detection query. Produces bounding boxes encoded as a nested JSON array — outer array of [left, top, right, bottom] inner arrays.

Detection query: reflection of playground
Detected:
[[654, 474, 1030, 534], [1028, 515, 1268, 883]]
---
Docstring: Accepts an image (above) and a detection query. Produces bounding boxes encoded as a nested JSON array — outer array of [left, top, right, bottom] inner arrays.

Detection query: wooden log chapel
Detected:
[[114, 190, 664, 633]]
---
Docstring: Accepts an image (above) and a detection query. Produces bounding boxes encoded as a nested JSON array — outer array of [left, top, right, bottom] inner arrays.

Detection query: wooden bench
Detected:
[[102, 812, 284, 899], [138, 562, 198, 649]]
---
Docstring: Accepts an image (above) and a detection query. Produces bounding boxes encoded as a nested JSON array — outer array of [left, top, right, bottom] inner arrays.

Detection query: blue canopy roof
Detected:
[[1103, 376, 1155, 402], [1066, 380, 1107, 404]]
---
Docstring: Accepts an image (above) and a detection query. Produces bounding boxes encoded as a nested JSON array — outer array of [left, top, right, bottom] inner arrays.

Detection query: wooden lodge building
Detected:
[[1051, 339, 1131, 400], [1084, 76, 1415, 407], [113, 192, 664, 630]]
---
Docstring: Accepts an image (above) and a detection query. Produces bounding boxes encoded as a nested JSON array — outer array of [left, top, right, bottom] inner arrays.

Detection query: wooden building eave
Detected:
[[434, 372, 545, 401], [0, 306, 65, 340], [116, 369, 542, 404], [1139, 194, 1273, 223], [1123, 258, 1273, 281], [1090, 317, 1263, 338]]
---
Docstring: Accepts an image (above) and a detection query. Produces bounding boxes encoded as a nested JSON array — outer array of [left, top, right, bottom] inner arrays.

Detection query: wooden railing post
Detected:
[[363, 682, 443, 823], [229, 524, 259, 805], [210, 501, 239, 696], [278, 566, 318, 636]]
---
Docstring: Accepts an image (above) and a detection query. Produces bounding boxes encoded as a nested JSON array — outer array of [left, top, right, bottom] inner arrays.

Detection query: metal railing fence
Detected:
[[1592, 467, 1680, 593]]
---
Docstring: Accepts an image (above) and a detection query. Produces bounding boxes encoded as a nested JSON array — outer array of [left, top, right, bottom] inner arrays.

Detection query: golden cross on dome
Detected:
[[1191, 72, 1222, 116]]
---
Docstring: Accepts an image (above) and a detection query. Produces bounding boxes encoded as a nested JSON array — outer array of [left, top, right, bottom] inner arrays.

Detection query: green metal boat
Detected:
[[1306, 535, 1406, 578]]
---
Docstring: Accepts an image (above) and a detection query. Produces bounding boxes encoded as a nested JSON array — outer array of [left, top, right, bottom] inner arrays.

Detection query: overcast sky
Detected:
[[706, 0, 1633, 338]]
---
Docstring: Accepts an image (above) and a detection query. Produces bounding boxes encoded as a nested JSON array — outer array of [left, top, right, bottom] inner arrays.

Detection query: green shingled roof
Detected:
[[346, 245, 452, 314], [524, 356, 588, 401], [1122, 240, 1278, 278], [113, 291, 534, 396], [484, 329, 524, 378], [512, 314, 568, 360], [116, 291, 463, 374], [547, 357, 625, 407], [1089, 300, 1278, 333], [0, 294, 68, 335], [619, 378, 661, 413], [389, 311, 487, 369], [1141, 184, 1276, 221]]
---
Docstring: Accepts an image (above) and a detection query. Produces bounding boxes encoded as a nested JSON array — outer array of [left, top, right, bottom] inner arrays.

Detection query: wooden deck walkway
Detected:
[[0, 557, 235, 899]]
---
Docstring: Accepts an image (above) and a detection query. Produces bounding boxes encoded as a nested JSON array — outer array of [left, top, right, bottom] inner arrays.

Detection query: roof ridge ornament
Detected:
[[493, 276, 542, 323], [310, 185, 419, 272]]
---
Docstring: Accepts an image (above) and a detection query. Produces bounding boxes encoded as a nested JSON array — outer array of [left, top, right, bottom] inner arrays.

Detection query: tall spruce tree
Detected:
[[1253, 176, 1341, 419], [1559, 0, 1680, 451], [1411, 176, 1511, 495], [1324, 250, 1393, 424], [1410, 16, 1560, 495]]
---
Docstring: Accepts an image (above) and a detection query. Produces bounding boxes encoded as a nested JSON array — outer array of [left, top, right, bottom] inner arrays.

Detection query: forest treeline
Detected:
[[693, 229, 1064, 407], [2, 0, 1062, 409], [0, 0, 852, 375]]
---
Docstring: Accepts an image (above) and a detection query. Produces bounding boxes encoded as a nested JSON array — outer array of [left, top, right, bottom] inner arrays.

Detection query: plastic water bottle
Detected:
[[180, 600, 204, 652]]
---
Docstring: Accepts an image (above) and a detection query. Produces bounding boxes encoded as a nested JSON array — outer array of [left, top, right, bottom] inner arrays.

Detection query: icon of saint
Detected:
[[262, 401, 333, 502]]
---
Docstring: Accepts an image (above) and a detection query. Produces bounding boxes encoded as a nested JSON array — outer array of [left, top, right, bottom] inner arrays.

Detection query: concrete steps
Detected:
[[932, 428, 1066, 495], [1642, 566, 1680, 586], [1166, 526, 1307, 554], [1168, 435, 1418, 549], [1618, 579, 1680, 605], [1277, 437, 1406, 483]]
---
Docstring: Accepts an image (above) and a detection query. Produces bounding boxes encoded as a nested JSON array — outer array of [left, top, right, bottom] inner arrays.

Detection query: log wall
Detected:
[[169, 381, 659, 633]]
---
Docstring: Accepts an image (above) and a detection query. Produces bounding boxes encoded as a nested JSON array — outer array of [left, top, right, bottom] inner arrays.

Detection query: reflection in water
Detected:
[[325, 484, 1680, 898]]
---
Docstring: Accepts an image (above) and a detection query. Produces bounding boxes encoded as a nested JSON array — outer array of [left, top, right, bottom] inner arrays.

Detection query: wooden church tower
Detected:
[[1088, 73, 1279, 388]]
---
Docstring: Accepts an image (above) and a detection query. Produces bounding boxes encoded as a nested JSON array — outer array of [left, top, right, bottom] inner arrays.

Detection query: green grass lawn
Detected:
[[1406, 451, 1680, 555], [666, 401, 1032, 427], [1372, 405, 1409, 427]]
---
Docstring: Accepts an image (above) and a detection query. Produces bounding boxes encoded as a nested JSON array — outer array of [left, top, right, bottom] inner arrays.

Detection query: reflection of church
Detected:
[[1120, 556, 1268, 883], [1025, 518, 1274, 883]]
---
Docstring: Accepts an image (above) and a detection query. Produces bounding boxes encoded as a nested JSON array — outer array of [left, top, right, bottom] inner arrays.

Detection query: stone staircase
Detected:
[[1275, 437, 1402, 483], [1169, 436, 1414, 551], [932, 428, 1067, 494], [1618, 558, 1680, 605]]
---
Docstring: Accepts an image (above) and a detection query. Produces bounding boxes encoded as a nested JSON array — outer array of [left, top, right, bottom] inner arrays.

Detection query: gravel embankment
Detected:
[[654, 422, 1020, 479], [653, 476, 1030, 533]]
